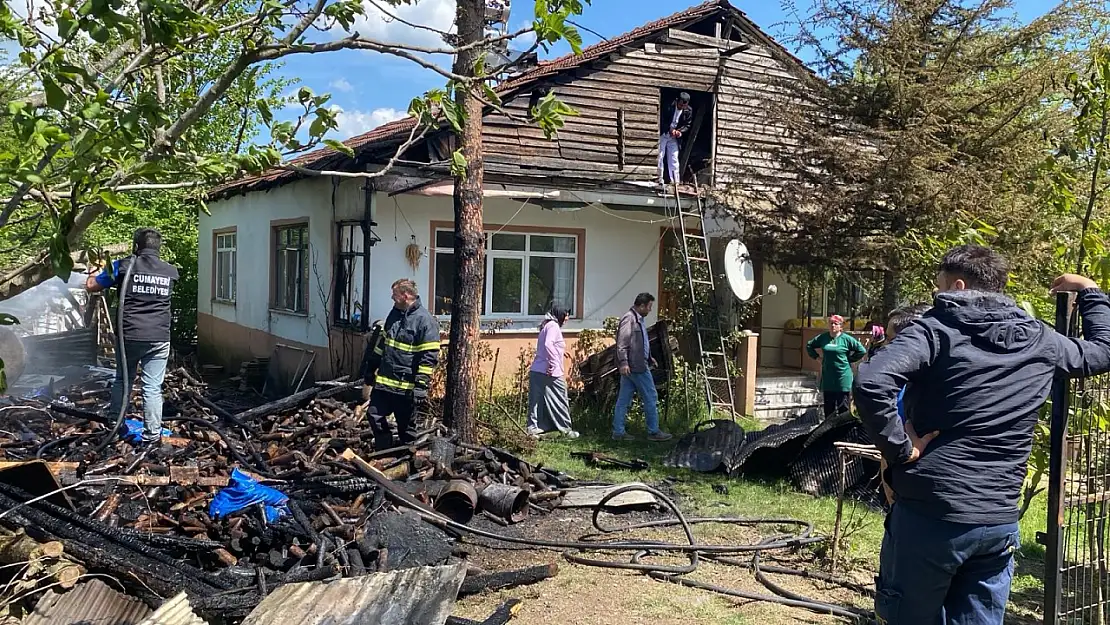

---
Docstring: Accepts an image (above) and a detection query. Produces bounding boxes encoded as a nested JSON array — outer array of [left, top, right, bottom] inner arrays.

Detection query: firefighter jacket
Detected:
[[360, 297, 441, 396]]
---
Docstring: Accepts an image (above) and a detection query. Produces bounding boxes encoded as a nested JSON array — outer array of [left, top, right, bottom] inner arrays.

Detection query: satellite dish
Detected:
[[724, 239, 755, 301]]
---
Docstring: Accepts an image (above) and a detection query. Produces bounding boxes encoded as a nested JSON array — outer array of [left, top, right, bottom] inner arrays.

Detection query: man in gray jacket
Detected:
[[612, 293, 673, 441]]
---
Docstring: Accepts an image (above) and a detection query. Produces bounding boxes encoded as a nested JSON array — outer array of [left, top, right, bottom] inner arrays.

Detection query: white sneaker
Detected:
[[564, 430, 580, 439], [526, 426, 545, 438]]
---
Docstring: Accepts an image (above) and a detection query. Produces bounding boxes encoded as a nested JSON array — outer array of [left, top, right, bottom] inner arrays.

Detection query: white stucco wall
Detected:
[[199, 178, 350, 348], [758, 265, 801, 367], [199, 178, 672, 349]]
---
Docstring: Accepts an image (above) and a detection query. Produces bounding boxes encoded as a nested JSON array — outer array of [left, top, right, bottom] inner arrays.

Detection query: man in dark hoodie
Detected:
[[854, 244, 1110, 625]]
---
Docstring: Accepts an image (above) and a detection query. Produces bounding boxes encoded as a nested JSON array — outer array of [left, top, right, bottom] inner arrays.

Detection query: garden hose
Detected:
[[384, 482, 877, 623], [93, 256, 136, 456]]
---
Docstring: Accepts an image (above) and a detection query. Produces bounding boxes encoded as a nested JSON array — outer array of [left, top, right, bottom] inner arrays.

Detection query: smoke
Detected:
[[0, 275, 97, 383]]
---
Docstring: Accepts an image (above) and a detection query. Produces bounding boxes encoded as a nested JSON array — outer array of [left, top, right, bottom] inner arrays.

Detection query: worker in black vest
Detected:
[[86, 228, 180, 444], [358, 278, 441, 451]]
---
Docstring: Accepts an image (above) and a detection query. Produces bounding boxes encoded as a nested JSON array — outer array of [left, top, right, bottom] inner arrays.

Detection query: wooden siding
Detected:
[[481, 44, 721, 181], [713, 39, 801, 189], [478, 25, 802, 189]]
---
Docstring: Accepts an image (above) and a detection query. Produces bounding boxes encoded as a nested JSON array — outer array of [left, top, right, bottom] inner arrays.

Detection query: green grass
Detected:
[[525, 419, 1052, 577], [528, 428, 888, 566]]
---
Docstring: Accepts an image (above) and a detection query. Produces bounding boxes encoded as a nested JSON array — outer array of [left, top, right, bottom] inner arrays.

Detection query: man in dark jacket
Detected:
[[86, 228, 179, 444], [359, 279, 441, 451], [854, 244, 1110, 625], [657, 92, 693, 185]]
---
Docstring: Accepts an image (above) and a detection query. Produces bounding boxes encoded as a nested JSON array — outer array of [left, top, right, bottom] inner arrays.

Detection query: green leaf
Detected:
[[451, 149, 467, 179], [48, 234, 74, 282], [441, 99, 465, 133], [42, 76, 66, 111], [324, 139, 354, 157], [0, 314, 19, 326], [98, 189, 132, 212], [57, 10, 78, 39], [482, 83, 502, 107]]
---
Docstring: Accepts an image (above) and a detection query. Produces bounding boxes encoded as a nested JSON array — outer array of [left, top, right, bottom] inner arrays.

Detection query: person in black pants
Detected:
[[359, 279, 441, 450]]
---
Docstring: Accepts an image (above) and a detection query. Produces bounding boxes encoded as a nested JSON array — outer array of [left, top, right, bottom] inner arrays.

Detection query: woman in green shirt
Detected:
[[806, 314, 867, 418]]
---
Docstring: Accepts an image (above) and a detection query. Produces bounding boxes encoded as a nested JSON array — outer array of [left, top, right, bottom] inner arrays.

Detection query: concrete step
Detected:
[[755, 374, 818, 390], [755, 389, 821, 408]]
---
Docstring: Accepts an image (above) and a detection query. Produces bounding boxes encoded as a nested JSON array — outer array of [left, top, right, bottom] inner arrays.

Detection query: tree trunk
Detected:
[[444, 0, 484, 444]]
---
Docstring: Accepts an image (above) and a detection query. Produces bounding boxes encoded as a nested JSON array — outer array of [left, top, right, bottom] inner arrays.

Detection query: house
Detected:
[[199, 0, 883, 417]]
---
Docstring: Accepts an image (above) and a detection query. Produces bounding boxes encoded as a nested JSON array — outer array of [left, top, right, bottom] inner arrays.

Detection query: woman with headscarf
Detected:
[[526, 303, 579, 439], [806, 314, 867, 418]]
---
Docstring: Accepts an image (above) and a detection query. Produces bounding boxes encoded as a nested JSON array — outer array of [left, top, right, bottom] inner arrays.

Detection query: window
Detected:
[[272, 223, 308, 313], [432, 227, 578, 318], [334, 222, 369, 328], [214, 230, 236, 302]]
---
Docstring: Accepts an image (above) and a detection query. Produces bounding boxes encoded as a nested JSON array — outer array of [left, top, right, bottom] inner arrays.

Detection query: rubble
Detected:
[[0, 367, 572, 622]]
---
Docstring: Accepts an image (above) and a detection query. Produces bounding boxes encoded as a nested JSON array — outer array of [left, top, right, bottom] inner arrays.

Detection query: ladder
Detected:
[[667, 182, 737, 418]]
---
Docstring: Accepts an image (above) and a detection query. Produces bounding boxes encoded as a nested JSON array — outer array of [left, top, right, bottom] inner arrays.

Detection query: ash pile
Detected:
[[0, 367, 570, 624]]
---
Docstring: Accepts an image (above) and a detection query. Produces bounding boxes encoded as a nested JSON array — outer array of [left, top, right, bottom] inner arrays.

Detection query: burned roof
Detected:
[[210, 0, 806, 200]]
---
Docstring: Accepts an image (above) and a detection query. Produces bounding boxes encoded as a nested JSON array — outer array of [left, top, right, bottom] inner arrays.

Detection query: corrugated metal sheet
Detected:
[[23, 579, 152, 625], [240, 563, 467, 625], [137, 593, 208, 625], [664, 419, 748, 473]]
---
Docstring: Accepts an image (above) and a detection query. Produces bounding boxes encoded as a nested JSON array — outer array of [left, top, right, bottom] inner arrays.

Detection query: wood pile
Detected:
[[0, 368, 572, 621]]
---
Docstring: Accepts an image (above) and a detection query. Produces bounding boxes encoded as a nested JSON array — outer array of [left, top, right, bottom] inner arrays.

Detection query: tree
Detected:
[[0, 0, 585, 297], [0, 0, 588, 436], [723, 0, 1107, 315]]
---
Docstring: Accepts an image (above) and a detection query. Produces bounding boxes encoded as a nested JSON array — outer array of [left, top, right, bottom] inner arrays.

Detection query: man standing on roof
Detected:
[[658, 92, 693, 186], [359, 279, 441, 451]]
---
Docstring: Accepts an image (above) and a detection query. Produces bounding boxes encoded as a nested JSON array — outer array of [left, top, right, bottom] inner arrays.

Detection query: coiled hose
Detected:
[[92, 256, 137, 456], [384, 482, 877, 623]]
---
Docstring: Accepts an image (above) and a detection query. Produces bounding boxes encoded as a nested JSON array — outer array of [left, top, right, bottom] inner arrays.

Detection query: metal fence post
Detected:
[[1045, 291, 1074, 624]]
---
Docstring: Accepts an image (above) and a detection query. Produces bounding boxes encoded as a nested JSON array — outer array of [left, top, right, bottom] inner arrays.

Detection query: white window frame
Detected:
[[433, 228, 579, 320], [272, 223, 309, 314], [214, 230, 237, 302]]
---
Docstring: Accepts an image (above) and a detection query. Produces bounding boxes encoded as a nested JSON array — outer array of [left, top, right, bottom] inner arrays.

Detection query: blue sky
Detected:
[[277, 0, 1059, 141]]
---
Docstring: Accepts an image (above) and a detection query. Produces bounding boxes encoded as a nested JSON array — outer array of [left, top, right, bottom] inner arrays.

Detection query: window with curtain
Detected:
[[432, 228, 578, 318]]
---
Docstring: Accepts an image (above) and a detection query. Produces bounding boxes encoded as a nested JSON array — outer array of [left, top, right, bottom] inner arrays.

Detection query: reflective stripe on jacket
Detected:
[[360, 297, 441, 394]]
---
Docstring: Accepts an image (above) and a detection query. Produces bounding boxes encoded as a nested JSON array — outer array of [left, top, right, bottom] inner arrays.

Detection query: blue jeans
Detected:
[[612, 371, 661, 435], [876, 503, 1019, 625], [109, 341, 171, 440]]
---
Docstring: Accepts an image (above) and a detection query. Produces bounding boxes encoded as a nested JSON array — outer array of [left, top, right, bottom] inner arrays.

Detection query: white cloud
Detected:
[[330, 78, 354, 92], [330, 106, 408, 140], [346, 0, 456, 49]]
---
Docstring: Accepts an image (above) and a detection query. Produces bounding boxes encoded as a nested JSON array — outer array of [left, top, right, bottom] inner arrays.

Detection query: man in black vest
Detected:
[[86, 228, 180, 444]]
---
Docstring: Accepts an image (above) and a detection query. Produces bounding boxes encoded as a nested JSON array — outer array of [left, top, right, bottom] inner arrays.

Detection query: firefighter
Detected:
[[85, 228, 180, 444], [358, 279, 441, 450]]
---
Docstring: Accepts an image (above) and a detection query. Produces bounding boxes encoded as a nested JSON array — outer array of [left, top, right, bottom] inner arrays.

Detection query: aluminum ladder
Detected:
[[667, 182, 737, 418]]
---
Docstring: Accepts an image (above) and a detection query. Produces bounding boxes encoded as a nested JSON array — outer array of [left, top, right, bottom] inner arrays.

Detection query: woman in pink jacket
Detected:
[[526, 303, 579, 439]]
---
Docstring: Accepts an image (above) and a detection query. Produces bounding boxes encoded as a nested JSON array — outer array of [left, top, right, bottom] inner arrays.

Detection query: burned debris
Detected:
[[0, 368, 572, 622]]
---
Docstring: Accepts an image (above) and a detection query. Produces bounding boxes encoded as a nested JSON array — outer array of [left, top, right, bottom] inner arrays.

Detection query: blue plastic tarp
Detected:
[[121, 419, 172, 444], [209, 468, 289, 523]]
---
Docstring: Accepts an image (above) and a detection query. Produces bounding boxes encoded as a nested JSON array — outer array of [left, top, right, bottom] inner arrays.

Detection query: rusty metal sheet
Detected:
[[23, 579, 153, 625], [664, 419, 747, 473], [137, 592, 207, 625], [240, 562, 467, 625]]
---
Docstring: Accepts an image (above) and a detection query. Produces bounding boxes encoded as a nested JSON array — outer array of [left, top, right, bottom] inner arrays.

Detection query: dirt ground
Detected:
[[451, 506, 873, 625]]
